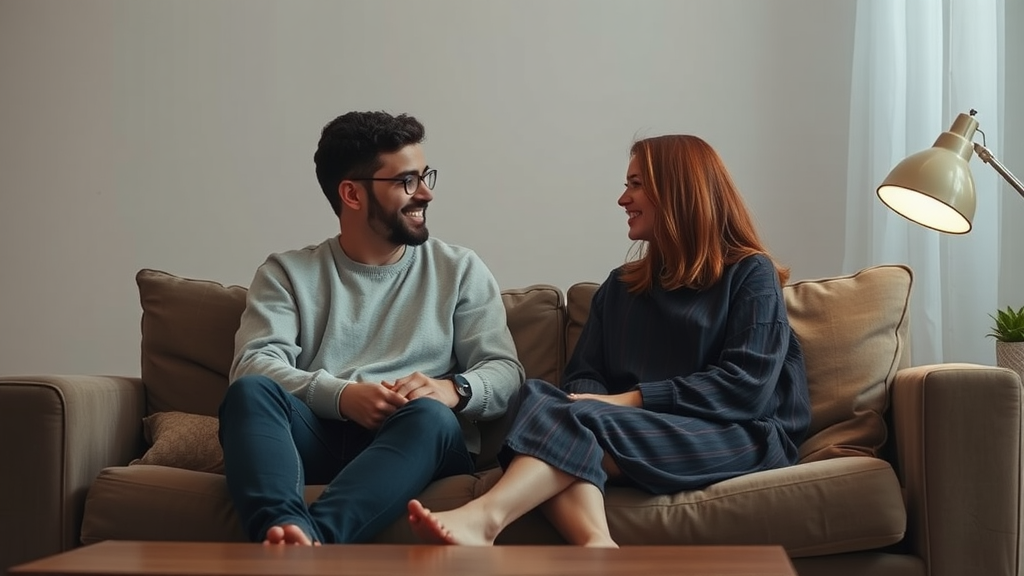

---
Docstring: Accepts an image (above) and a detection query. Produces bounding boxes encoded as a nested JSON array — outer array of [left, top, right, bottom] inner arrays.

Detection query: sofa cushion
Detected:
[[81, 465, 497, 545], [499, 285, 565, 387], [137, 269, 246, 417], [785, 265, 912, 462], [83, 456, 904, 557], [565, 282, 599, 367], [600, 456, 905, 556], [130, 412, 224, 474], [82, 465, 248, 544], [137, 268, 566, 418], [565, 264, 912, 463]]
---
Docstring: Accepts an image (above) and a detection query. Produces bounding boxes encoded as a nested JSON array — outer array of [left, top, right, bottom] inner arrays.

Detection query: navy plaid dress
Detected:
[[500, 254, 811, 494]]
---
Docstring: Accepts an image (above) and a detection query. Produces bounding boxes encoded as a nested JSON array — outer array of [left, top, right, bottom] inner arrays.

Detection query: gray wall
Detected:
[[0, 0, 1017, 377]]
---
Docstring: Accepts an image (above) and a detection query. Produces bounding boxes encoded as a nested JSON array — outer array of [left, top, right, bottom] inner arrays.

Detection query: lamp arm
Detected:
[[973, 142, 1024, 200]]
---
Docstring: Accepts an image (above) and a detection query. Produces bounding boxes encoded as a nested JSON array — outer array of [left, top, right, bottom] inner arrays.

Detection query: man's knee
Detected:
[[220, 374, 284, 417], [396, 396, 457, 422], [385, 398, 462, 442]]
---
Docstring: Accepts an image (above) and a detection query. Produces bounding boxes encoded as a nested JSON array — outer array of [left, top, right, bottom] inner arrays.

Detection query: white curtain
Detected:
[[844, 0, 1004, 366]]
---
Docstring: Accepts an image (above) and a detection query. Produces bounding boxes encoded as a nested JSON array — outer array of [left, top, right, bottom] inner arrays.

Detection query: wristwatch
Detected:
[[452, 374, 473, 412]]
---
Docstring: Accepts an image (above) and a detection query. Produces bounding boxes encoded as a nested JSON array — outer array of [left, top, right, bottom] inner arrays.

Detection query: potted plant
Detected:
[[988, 305, 1024, 381]]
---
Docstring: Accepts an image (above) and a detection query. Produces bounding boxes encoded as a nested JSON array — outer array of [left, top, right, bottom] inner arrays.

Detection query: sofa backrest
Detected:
[[137, 264, 913, 463]]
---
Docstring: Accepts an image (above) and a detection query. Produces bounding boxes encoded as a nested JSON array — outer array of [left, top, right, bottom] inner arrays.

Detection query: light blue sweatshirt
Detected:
[[230, 235, 525, 453]]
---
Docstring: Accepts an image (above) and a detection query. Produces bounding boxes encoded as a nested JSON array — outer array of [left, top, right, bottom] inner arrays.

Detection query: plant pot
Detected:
[[995, 340, 1024, 383]]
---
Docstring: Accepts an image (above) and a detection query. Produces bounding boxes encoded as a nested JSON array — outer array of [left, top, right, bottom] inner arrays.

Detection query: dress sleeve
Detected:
[[638, 265, 792, 421]]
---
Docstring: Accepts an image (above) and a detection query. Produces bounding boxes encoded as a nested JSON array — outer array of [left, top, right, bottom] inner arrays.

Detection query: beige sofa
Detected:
[[1, 265, 1021, 576]]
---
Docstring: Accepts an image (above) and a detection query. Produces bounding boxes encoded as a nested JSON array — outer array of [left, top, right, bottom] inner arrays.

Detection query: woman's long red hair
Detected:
[[620, 135, 789, 293]]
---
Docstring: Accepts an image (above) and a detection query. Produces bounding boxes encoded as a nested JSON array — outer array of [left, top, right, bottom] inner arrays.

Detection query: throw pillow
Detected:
[[785, 265, 912, 462], [130, 411, 225, 474], [501, 285, 566, 386], [137, 269, 248, 417], [565, 282, 600, 363]]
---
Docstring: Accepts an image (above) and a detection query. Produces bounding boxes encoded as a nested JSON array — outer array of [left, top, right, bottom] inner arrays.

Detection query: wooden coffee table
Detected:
[[11, 541, 796, 576]]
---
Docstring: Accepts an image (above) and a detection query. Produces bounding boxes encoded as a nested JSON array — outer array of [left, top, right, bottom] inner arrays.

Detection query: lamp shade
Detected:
[[876, 113, 979, 234]]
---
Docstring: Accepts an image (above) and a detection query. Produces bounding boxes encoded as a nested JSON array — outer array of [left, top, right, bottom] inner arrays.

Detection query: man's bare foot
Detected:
[[407, 499, 498, 546], [263, 524, 320, 546]]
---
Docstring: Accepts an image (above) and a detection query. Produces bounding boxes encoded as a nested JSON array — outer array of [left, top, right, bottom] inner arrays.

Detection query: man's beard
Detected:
[[366, 189, 429, 246]]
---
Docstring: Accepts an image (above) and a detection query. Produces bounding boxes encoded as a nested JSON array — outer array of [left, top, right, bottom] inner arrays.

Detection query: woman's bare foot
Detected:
[[407, 500, 455, 544], [407, 500, 498, 546], [263, 524, 320, 546]]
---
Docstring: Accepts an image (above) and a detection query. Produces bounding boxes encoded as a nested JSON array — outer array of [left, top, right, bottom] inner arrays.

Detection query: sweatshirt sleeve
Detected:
[[229, 258, 350, 420], [451, 252, 525, 421]]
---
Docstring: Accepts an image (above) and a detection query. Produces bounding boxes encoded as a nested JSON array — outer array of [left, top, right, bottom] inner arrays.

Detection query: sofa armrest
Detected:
[[0, 374, 145, 575], [891, 363, 1022, 576]]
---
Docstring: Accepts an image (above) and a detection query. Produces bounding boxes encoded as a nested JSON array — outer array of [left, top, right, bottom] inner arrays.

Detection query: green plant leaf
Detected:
[[988, 305, 1024, 342]]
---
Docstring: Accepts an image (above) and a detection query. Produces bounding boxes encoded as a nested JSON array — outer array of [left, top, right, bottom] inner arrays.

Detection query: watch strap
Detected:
[[453, 374, 472, 412]]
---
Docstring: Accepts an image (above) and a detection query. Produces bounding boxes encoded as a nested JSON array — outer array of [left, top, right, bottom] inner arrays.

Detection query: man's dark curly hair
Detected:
[[314, 111, 426, 216]]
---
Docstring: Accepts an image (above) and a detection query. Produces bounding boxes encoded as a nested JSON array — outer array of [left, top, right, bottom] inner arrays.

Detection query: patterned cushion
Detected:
[[130, 411, 224, 474]]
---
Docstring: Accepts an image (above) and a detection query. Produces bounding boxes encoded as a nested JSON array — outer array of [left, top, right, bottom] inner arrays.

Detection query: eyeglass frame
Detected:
[[358, 168, 437, 195]]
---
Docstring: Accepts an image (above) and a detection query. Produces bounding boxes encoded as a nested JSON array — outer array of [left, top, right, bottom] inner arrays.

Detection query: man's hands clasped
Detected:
[[339, 372, 461, 429]]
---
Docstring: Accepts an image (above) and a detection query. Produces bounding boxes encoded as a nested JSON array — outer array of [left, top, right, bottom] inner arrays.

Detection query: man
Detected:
[[219, 111, 524, 546]]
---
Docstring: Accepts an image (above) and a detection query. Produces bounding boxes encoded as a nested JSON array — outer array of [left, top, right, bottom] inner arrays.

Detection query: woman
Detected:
[[408, 134, 811, 547]]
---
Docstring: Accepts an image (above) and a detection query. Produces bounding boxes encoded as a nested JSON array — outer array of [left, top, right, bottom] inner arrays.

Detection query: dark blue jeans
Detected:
[[218, 375, 475, 543]]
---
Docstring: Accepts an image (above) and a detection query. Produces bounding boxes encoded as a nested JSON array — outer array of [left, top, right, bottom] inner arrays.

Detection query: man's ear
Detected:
[[339, 180, 364, 211]]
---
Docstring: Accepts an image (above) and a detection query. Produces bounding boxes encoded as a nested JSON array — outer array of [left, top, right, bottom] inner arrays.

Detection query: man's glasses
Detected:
[[362, 169, 437, 195]]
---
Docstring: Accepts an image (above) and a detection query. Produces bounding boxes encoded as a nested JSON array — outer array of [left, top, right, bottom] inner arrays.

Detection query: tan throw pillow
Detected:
[[566, 282, 600, 364], [137, 269, 248, 417], [785, 265, 912, 463], [130, 411, 225, 474], [501, 285, 566, 385]]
